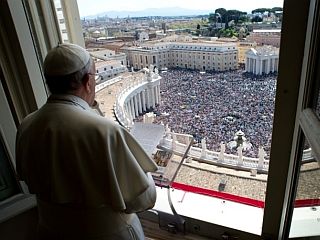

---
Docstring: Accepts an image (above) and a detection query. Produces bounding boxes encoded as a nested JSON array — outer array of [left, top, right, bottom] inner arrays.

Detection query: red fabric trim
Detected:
[[172, 182, 320, 208], [294, 199, 320, 207], [171, 182, 265, 208]]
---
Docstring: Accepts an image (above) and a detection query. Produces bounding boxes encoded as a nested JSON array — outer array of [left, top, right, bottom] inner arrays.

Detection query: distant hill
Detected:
[[83, 7, 209, 19]]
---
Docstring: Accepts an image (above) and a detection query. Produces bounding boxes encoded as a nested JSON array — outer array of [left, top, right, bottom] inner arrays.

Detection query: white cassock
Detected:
[[16, 94, 158, 240]]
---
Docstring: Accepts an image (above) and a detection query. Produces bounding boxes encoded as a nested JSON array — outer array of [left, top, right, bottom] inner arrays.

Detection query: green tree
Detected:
[[215, 8, 227, 23], [218, 27, 238, 38], [271, 7, 283, 12], [208, 13, 220, 23], [208, 13, 215, 23], [238, 15, 250, 24], [225, 10, 247, 24], [251, 15, 263, 22], [252, 8, 270, 14]]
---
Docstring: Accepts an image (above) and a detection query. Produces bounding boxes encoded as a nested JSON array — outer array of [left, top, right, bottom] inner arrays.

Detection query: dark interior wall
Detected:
[[0, 207, 38, 240]]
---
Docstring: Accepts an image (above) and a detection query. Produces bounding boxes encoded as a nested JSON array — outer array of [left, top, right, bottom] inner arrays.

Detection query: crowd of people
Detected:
[[141, 68, 277, 158]]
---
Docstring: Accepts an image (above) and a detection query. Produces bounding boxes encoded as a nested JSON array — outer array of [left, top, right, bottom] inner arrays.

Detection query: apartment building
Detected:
[[94, 60, 126, 82], [123, 39, 238, 71], [88, 48, 127, 82], [238, 41, 257, 64], [246, 29, 281, 47]]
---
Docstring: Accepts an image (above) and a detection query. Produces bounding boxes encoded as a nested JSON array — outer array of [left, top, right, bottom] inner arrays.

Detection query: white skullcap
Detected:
[[44, 43, 90, 76]]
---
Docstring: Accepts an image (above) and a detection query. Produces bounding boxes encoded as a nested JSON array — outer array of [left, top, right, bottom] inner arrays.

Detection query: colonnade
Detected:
[[245, 56, 279, 75], [124, 84, 161, 121], [114, 69, 161, 128]]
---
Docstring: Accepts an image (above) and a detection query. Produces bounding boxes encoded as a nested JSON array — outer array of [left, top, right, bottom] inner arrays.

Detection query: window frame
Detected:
[[263, 0, 320, 239]]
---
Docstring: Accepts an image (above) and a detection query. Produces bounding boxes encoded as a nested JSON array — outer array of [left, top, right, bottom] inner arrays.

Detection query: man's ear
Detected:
[[82, 73, 91, 93]]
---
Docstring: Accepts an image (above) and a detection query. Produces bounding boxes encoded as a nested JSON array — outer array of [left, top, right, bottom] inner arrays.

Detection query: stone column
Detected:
[[200, 138, 207, 159], [259, 59, 263, 75], [151, 87, 156, 108], [149, 88, 153, 109], [218, 142, 225, 162], [126, 102, 133, 121], [145, 89, 149, 109], [154, 86, 158, 105], [130, 98, 135, 118], [246, 57, 249, 72], [267, 58, 271, 74], [272, 58, 275, 72], [147, 88, 152, 109], [251, 58, 254, 73], [141, 91, 146, 112], [258, 146, 266, 170], [157, 85, 161, 104], [154, 86, 157, 105], [134, 95, 139, 116], [255, 58, 259, 75], [237, 146, 243, 166], [137, 92, 142, 114]]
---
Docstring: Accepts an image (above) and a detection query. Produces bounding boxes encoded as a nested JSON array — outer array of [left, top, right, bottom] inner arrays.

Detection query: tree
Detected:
[[251, 15, 263, 22], [238, 15, 250, 24], [215, 8, 227, 23], [252, 7, 282, 14], [271, 7, 283, 12], [225, 10, 247, 24], [218, 27, 238, 38], [196, 24, 201, 36], [208, 13, 215, 23], [208, 13, 220, 24], [252, 8, 269, 14]]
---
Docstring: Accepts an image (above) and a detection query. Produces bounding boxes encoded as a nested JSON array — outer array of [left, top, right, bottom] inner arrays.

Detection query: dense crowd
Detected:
[[137, 68, 277, 158]]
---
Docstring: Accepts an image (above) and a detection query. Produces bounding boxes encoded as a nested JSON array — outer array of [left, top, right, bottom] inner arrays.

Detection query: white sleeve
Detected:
[[124, 172, 157, 213]]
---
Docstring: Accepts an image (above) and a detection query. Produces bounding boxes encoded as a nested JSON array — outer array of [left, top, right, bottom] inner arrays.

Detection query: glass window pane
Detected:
[[53, 0, 70, 43], [0, 137, 20, 201], [289, 135, 320, 238], [313, 88, 320, 120], [71, 0, 286, 234]]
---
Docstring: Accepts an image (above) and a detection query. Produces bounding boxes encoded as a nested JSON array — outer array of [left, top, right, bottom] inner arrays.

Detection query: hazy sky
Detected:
[[77, 0, 284, 17]]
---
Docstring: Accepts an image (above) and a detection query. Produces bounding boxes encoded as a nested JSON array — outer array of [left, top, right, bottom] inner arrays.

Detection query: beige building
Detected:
[[53, 0, 68, 43], [237, 41, 257, 64], [123, 38, 238, 72], [53, 0, 85, 47], [94, 60, 126, 83], [89, 49, 127, 83], [89, 48, 127, 64], [246, 29, 281, 47]]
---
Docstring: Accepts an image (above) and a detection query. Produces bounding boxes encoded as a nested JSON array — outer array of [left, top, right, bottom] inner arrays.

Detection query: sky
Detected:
[[77, 0, 284, 17]]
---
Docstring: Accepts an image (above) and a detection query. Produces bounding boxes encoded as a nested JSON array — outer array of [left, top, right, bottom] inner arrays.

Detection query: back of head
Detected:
[[44, 43, 91, 94]]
